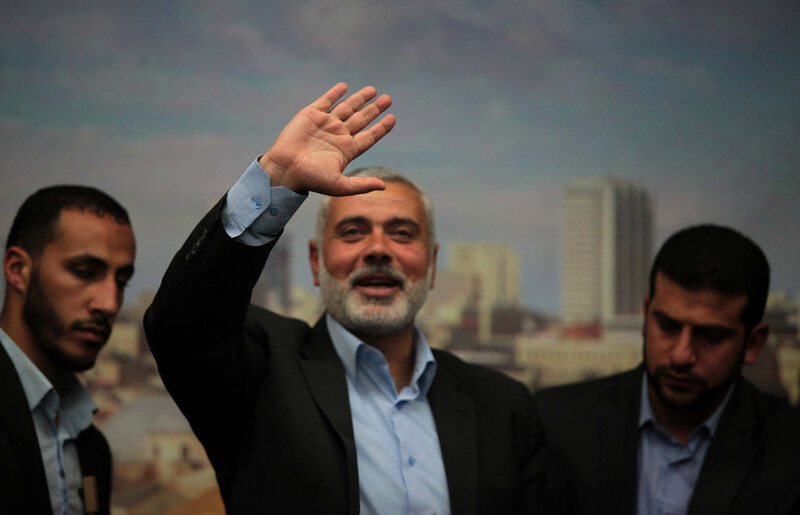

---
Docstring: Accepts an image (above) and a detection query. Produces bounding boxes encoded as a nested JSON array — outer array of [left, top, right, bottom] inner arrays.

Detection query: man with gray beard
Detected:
[[145, 83, 542, 514]]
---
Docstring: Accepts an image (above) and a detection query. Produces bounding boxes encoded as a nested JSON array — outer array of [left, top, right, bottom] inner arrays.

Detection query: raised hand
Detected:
[[258, 83, 396, 196]]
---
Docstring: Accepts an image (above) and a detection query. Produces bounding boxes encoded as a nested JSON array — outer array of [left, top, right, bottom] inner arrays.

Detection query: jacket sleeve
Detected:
[[143, 196, 279, 439]]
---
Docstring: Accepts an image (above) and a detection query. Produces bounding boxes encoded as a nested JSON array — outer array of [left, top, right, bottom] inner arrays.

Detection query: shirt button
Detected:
[[252, 199, 262, 209], [408, 456, 416, 466], [269, 206, 279, 215]]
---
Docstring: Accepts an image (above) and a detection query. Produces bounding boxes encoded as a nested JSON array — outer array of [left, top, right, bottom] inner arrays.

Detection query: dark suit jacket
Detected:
[[532, 366, 800, 515], [0, 343, 112, 515], [144, 199, 542, 514]]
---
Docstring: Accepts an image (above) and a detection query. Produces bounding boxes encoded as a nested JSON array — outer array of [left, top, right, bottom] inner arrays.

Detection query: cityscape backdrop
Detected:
[[2, 2, 799, 514], [2, 1, 799, 311]]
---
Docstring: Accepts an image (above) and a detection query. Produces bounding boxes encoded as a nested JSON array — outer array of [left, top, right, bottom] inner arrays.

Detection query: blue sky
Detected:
[[2, 0, 799, 312]]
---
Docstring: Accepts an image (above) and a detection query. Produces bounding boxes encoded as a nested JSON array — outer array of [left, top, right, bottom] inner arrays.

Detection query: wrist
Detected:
[[258, 153, 307, 194]]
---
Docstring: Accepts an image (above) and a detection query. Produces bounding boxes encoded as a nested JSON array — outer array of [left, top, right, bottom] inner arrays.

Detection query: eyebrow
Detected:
[[334, 216, 421, 231], [651, 309, 737, 334], [64, 254, 135, 277]]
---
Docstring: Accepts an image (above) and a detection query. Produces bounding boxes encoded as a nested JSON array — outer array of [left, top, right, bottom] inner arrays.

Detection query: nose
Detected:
[[89, 276, 122, 319], [363, 232, 392, 265], [669, 326, 697, 368]]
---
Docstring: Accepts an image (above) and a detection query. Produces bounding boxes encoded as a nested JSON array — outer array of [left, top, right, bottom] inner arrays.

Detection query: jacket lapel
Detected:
[[428, 358, 479, 515], [688, 381, 758, 515], [297, 317, 360, 513], [595, 367, 643, 515], [0, 345, 51, 513]]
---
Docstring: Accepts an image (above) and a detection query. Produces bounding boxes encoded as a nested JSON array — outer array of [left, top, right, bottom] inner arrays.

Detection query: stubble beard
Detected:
[[22, 269, 108, 373], [318, 260, 432, 337], [643, 336, 745, 412]]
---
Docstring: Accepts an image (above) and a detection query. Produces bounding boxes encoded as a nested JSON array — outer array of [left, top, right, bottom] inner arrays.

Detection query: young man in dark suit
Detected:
[[1, 186, 136, 514], [144, 83, 541, 514], [533, 224, 800, 514]]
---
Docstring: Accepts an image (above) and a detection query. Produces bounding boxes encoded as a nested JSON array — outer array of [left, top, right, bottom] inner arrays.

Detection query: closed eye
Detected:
[[72, 267, 99, 281], [694, 326, 736, 344], [652, 311, 682, 335]]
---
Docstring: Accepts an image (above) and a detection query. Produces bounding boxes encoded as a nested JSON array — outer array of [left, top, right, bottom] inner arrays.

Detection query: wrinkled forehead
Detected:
[[325, 182, 428, 230]]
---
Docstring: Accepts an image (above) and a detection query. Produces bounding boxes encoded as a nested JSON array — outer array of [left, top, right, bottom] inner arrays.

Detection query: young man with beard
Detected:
[[531, 225, 800, 514], [144, 83, 541, 514], [1, 186, 136, 515]]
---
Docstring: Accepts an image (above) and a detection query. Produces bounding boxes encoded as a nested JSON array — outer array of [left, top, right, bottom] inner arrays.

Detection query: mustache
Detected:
[[348, 264, 407, 288], [70, 315, 112, 336], [653, 365, 707, 386]]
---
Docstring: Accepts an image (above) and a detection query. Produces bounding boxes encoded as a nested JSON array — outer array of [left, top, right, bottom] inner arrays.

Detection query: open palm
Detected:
[[260, 83, 396, 196]]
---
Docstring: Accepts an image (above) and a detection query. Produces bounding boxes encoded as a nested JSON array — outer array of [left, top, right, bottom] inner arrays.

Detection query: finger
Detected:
[[330, 85, 378, 120], [345, 94, 392, 134], [352, 114, 397, 156], [331, 176, 387, 196], [309, 83, 349, 112]]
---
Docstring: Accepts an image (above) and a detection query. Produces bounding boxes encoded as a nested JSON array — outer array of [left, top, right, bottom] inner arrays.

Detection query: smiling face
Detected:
[[19, 209, 136, 376], [309, 181, 437, 337], [643, 272, 767, 415]]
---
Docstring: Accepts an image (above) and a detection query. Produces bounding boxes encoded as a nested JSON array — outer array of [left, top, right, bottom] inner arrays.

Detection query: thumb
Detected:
[[330, 176, 387, 197]]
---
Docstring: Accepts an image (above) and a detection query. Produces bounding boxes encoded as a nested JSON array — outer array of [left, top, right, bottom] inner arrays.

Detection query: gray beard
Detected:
[[318, 260, 432, 336]]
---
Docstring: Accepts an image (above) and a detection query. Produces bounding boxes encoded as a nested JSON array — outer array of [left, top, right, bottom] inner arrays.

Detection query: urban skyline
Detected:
[[2, 1, 799, 314]]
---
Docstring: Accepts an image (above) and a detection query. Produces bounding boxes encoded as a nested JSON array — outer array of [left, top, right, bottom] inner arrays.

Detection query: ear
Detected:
[[641, 294, 651, 338], [4, 246, 33, 295], [742, 322, 769, 365], [428, 244, 439, 290], [308, 239, 321, 287]]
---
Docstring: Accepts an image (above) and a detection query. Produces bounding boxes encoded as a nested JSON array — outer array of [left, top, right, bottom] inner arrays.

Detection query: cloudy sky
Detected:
[[2, 0, 798, 313]]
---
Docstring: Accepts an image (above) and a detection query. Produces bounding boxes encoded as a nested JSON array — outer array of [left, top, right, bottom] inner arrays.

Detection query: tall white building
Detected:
[[449, 242, 520, 341], [561, 177, 652, 326]]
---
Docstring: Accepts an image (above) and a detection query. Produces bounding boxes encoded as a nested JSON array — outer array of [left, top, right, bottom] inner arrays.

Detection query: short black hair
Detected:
[[649, 224, 770, 332], [6, 185, 131, 259]]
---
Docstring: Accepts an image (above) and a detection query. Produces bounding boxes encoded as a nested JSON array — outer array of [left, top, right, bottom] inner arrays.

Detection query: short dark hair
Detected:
[[649, 224, 770, 332], [6, 185, 131, 259]]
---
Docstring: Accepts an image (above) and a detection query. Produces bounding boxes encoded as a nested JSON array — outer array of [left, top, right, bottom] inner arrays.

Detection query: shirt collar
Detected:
[[638, 371, 734, 437], [0, 326, 98, 435], [326, 312, 438, 397]]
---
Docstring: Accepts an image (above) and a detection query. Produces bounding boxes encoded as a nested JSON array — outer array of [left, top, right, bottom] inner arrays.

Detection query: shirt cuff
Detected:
[[222, 158, 307, 246]]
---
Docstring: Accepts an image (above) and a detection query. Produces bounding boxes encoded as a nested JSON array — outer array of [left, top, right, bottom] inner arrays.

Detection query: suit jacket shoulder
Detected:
[[532, 368, 800, 515], [691, 379, 800, 515], [0, 344, 52, 514], [531, 368, 643, 515], [0, 344, 112, 515]]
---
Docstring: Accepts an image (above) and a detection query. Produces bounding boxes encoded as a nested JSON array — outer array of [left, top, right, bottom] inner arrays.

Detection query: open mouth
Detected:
[[353, 274, 403, 297]]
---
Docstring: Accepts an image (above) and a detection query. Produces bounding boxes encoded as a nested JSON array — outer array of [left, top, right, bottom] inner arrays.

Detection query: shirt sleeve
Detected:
[[222, 158, 307, 246]]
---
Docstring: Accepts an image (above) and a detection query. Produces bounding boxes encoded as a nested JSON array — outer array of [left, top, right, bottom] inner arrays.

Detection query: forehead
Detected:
[[43, 209, 136, 262], [325, 182, 427, 229], [650, 273, 747, 327]]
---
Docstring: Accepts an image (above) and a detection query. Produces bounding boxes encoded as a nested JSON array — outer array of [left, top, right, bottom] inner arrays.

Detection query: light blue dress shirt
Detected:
[[223, 159, 451, 514], [637, 374, 733, 515], [222, 158, 306, 244], [0, 327, 98, 515], [327, 313, 450, 515]]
